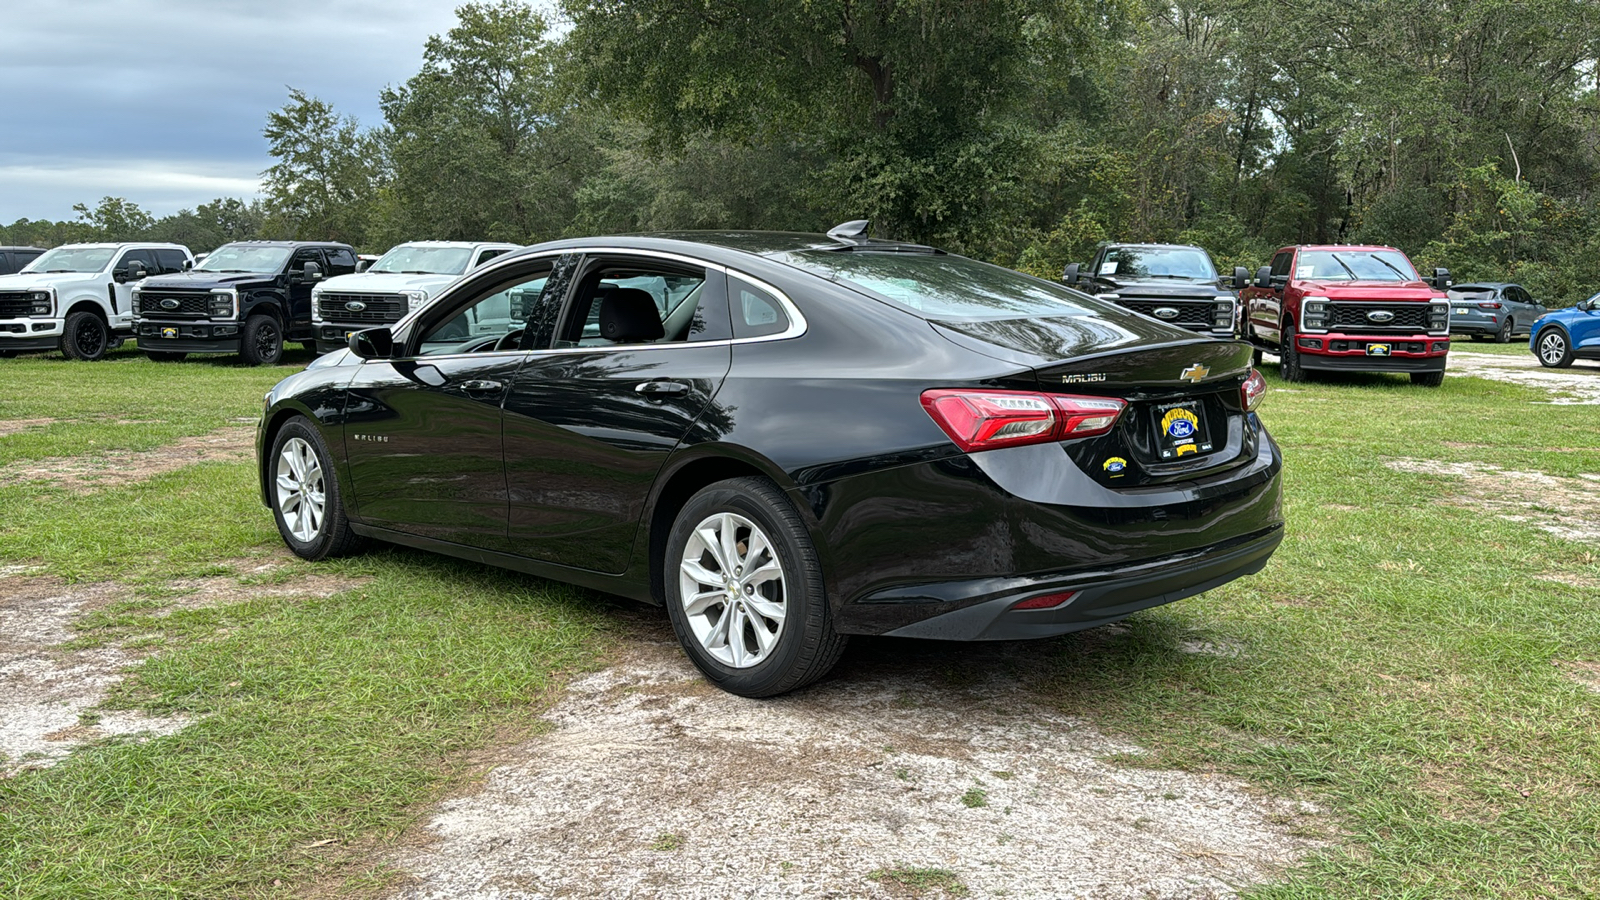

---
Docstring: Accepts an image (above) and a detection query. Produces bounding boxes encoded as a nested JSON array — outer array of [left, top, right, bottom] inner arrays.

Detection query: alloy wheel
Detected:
[[1539, 331, 1567, 366], [274, 437, 326, 542], [74, 317, 106, 358], [678, 511, 787, 668], [256, 321, 281, 360]]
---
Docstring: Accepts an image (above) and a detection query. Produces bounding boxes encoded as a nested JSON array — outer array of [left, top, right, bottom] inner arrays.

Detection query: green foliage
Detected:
[[261, 88, 384, 245]]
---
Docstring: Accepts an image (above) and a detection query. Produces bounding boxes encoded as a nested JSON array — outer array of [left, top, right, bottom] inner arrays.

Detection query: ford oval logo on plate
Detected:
[[159, 298, 179, 310], [345, 300, 367, 312], [1367, 309, 1395, 323], [1153, 307, 1179, 319]]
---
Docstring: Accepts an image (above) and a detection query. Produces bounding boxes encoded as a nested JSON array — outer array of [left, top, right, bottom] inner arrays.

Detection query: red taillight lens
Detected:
[[1012, 590, 1079, 610], [920, 389, 1126, 453], [1477, 302, 1501, 309], [1240, 368, 1267, 412]]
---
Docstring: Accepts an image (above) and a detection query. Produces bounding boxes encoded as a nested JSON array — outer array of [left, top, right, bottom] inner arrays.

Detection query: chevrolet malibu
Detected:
[[257, 226, 1284, 697]]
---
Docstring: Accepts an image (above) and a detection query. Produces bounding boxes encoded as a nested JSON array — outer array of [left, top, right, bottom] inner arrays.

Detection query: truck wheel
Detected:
[[1251, 347, 1264, 367], [146, 351, 187, 363], [664, 476, 847, 698], [1494, 319, 1513, 343], [1536, 327, 1574, 368], [1411, 371, 1445, 387], [61, 310, 110, 361], [269, 417, 366, 560], [1279, 323, 1305, 383], [240, 315, 283, 366]]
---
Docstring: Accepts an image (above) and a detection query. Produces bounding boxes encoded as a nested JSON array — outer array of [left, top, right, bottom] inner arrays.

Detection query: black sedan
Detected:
[[257, 226, 1284, 697]]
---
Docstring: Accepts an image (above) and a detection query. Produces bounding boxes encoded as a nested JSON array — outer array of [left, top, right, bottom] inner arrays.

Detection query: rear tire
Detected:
[[146, 351, 187, 363], [240, 315, 283, 366], [268, 418, 366, 561], [1279, 322, 1305, 383], [1495, 318, 1513, 343], [61, 310, 110, 361], [664, 476, 846, 698], [1411, 371, 1445, 387], [1536, 327, 1574, 368]]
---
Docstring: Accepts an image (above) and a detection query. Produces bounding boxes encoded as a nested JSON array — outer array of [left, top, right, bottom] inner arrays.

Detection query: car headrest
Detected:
[[598, 288, 664, 343]]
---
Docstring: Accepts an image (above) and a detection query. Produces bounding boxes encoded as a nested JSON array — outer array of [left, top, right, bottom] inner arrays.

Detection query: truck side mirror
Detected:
[[1255, 266, 1273, 289], [1062, 263, 1080, 286], [356, 259, 372, 273], [1431, 267, 1450, 289], [182, 259, 194, 271], [119, 260, 148, 283], [349, 327, 394, 359], [1232, 266, 1250, 290], [303, 261, 324, 282]]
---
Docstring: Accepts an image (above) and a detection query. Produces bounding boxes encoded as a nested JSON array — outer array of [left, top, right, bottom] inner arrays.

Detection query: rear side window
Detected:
[[787, 252, 1088, 322], [730, 277, 790, 338], [554, 258, 729, 348]]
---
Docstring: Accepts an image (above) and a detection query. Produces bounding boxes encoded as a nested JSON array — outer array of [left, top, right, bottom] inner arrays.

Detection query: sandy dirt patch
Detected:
[[388, 632, 1320, 900], [0, 417, 57, 437], [1446, 351, 1600, 404], [0, 558, 366, 777], [0, 426, 254, 491], [1554, 660, 1600, 694], [1384, 458, 1600, 542]]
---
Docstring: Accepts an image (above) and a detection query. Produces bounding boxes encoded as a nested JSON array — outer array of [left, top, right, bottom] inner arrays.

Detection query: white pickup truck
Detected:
[[310, 241, 520, 353], [0, 242, 194, 360]]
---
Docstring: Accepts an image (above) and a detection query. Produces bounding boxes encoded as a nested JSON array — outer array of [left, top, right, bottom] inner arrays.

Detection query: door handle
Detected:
[[635, 380, 689, 397], [459, 379, 504, 393]]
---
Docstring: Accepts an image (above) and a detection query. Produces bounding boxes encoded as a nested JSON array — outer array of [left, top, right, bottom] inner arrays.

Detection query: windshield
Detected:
[[197, 245, 292, 274], [1097, 247, 1217, 280], [370, 244, 474, 276], [22, 247, 115, 274], [789, 252, 1093, 321], [1295, 250, 1419, 282]]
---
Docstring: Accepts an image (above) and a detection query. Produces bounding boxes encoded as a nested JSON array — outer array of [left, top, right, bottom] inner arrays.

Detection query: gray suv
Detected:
[[1448, 283, 1546, 343]]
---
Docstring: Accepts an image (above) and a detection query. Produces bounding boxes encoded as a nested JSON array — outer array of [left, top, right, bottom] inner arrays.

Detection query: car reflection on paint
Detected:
[[255, 222, 1284, 697]]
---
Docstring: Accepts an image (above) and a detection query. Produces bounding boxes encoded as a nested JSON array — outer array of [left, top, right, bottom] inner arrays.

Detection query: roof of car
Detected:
[[388, 240, 523, 249], [1451, 282, 1516, 290], [217, 240, 354, 249], [47, 242, 191, 249], [1100, 242, 1208, 252], [1, 246, 44, 251], [1289, 244, 1402, 253]]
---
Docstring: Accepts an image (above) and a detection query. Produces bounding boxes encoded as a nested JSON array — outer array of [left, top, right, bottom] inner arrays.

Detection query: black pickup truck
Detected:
[[1064, 243, 1248, 339], [133, 241, 358, 364]]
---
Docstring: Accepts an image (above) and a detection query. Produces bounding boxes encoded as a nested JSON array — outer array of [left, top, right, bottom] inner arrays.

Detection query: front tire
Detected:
[[1536, 327, 1574, 368], [1279, 322, 1305, 383], [269, 418, 365, 560], [61, 311, 110, 361], [240, 315, 283, 366], [664, 477, 846, 698]]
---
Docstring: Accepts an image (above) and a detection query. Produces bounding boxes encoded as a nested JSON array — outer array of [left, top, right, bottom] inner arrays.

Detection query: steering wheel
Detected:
[[492, 328, 525, 353]]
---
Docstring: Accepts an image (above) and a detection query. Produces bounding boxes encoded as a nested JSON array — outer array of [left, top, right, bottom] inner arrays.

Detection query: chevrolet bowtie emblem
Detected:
[[1180, 364, 1210, 383]]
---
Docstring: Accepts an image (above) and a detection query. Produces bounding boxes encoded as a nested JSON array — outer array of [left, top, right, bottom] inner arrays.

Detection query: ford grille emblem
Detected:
[[1153, 307, 1180, 319], [1367, 310, 1395, 323], [159, 298, 179, 310], [345, 300, 367, 312]]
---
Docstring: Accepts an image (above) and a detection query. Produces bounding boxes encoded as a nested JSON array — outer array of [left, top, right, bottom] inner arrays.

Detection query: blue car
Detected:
[[1531, 291, 1600, 368]]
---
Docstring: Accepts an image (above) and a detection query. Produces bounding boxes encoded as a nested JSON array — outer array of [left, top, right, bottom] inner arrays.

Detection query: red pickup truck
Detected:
[[1240, 244, 1453, 386]]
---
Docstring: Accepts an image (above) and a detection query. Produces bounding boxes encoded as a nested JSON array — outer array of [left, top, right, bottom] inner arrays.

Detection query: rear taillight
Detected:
[[1240, 368, 1267, 412], [1477, 302, 1501, 309], [920, 389, 1127, 453]]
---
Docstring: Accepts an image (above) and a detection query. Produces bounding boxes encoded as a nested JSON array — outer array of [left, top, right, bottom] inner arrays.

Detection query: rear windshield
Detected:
[[788, 252, 1093, 321], [1295, 250, 1418, 282], [1097, 246, 1216, 280]]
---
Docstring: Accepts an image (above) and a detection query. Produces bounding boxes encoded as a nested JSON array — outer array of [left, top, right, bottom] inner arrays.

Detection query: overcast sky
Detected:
[[0, 0, 474, 223]]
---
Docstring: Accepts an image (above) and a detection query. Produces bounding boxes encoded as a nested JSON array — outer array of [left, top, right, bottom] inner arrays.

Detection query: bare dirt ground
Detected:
[[1446, 350, 1600, 403], [0, 426, 254, 491], [387, 628, 1321, 900], [1383, 458, 1600, 542], [0, 557, 365, 777], [0, 417, 56, 437]]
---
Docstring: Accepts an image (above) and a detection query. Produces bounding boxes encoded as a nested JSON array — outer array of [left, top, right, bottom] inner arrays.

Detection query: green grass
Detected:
[[1034, 368, 1600, 898], [868, 865, 969, 896], [1447, 335, 1537, 356]]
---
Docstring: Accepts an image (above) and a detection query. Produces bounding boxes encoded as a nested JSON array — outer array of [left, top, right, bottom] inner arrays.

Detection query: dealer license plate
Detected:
[[160, 327, 177, 339], [1366, 343, 1391, 356], [1455, 308, 1470, 315], [1152, 399, 1213, 460]]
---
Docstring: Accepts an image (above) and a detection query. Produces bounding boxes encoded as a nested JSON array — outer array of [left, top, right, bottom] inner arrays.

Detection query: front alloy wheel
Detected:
[[61, 311, 110, 361], [665, 477, 846, 697], [275, 437, 326, 543], [1537, 328, 1574, 368], [269, 418, 364, 560]]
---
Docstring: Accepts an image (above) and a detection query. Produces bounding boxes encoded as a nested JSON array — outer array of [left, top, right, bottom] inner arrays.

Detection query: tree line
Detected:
[[5, 0, 1598, 304]]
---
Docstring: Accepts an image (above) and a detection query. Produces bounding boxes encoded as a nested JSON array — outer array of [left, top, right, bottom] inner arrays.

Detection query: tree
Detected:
[[72, 197, 155, 240], [261, 88, 384, 245]]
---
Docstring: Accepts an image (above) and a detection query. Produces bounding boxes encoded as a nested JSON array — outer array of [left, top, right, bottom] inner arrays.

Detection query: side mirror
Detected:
[[355, 259, 372, 273], [1062, 262, 1080, 287], [118, 260, 148, 283], [1255, 266, 1273, 289], [303, 261, 324, 282], [1233, 266, 1250, 290], [182, 259, 194, 271], [1430, 267, 1450, 289], [349, 327, 394, 359]]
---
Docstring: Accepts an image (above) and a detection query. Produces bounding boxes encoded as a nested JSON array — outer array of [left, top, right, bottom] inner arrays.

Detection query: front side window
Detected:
[[23, 246, 115, 274], [1294, 250, 1418, 282], [1096, 247, 1216, 280], [1269, 251, 1293, 278], [371, 244, 474, 276], [417, 269, 552, 356], [325, 248, 357, 274], [155, 249, 189, 274], [198, 245, 292, 274]]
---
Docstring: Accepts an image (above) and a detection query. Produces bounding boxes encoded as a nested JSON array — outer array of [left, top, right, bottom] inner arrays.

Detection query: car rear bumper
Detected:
[[873, 524, 1283, 640], [1449, 318, 1500, 335]]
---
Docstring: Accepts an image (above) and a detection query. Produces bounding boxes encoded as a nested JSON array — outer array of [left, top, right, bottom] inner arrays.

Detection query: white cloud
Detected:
[[0, 160, 263, 221]]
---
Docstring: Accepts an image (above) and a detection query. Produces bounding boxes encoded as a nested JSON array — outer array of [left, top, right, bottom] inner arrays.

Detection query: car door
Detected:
[[1574, 293, 1600, 353], [341, 256, 562, 544], [285, 248, 326, 325], [498, 251, 735, 572], [1250, 250, 1291, 343], [109, 249, 157, 327]]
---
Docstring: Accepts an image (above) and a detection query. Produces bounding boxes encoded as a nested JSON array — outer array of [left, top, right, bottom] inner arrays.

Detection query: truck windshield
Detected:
[[369, 245, 474, 276], [22, 247, 115, 274], [1296, 250, 1418, 282], [788, 252, 1093, 321], [1097, 247, 1217, 280], [197, 245, 292, 274]]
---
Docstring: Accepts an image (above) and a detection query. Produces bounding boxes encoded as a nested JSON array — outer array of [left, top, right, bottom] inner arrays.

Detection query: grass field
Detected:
[[1, 344, 1597, 898]]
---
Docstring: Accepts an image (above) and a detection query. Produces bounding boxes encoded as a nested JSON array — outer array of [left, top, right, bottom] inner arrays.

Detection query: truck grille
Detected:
[[1329, 302, 1429, 332], [0, 292, 35, 318], [138, 291, 210, 318], [318, 292, 406, 323], [1117, 299, 1214, 327]]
